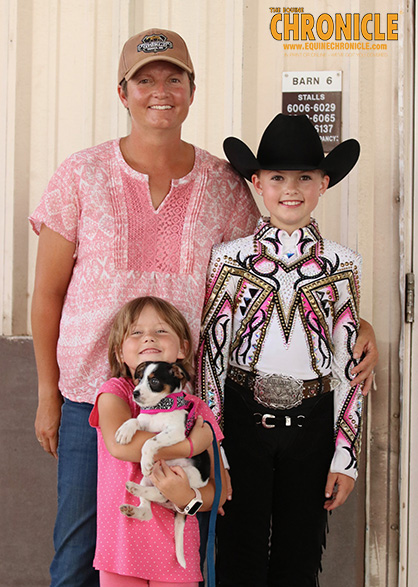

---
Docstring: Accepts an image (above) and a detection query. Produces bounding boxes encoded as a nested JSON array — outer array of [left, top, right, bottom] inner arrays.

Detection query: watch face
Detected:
[[185, 499, 203, 516]]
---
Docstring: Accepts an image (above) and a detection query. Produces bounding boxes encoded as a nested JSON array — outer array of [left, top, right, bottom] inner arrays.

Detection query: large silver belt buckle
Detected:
[[253, 374, 304, 410]]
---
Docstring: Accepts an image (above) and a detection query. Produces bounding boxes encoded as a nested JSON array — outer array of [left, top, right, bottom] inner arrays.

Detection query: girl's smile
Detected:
[[120, 304, 187, 378], [252, 169, 329, 234]]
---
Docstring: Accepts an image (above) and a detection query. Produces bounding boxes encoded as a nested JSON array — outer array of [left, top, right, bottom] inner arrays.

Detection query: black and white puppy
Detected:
[[115, 361, 210, 568]]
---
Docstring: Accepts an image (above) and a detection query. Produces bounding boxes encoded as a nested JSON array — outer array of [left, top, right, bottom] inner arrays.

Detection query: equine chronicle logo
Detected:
[[269, 9, 399, 42]]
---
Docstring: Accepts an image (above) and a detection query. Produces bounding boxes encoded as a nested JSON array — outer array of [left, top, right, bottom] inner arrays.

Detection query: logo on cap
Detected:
[[137, 34, 173, 54]]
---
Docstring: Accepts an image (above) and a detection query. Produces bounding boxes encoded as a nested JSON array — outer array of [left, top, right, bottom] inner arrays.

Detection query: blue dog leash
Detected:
[[203, 420, 222, 587]]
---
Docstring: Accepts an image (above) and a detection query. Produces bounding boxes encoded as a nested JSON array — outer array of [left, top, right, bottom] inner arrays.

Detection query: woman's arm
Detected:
[[351, 318, 378, 395], [32, 225, 76, 458]]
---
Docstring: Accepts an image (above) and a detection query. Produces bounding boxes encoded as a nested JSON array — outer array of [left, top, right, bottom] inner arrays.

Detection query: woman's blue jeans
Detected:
[[50, 399, 99, 587]]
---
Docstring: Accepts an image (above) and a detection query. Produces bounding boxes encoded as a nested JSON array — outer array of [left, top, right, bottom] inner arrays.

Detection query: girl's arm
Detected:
[[327, 251, 363, 508], [195, 247, 235, 426], [150, 442, 227, 512], [98, 395, 213, 462], [98, 393, 155, 461], [32, 225, 76, 458], [156, 415, 214, 460]]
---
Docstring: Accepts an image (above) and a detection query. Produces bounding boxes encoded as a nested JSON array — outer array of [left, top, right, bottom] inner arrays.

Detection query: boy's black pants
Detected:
[[216, 377, 335, 587]]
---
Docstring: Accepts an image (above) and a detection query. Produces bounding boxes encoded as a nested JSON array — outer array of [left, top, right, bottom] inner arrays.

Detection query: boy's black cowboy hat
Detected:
[[223, 113, 360, 188]]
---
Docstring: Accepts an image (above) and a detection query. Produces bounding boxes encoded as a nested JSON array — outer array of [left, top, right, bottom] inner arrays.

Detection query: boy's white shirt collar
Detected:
[[255, 217, 320, 261]]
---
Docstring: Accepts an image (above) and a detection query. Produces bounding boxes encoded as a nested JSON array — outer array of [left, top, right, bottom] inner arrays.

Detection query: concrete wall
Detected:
[[0, 337, 55, 587]]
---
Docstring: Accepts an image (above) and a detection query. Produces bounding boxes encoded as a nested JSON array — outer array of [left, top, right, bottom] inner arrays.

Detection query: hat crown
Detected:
[[118, 28, 194, 84], [257, 114, 324, 170]]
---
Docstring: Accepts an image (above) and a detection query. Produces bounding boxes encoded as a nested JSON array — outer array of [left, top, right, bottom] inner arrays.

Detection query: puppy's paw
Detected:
[[115, 419, 138, 445], [119, 504, 136, 518], [120, 504, 153, 521], [140, 456, 154, 477], [140, 444, 156, 476], [125, 481, 142, 496]]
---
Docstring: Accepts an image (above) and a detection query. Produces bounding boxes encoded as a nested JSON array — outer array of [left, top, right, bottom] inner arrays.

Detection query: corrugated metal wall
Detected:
[[0, 1, 411, 585]]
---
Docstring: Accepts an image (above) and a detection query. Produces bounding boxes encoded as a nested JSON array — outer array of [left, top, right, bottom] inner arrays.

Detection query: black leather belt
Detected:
[[254, 412, 306, 428], [227, 365, 333, 410]]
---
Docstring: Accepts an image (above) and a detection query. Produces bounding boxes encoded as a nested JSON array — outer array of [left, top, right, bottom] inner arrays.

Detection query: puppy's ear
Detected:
[[134, 362, 148, 382], [170, 363, 190, 383]]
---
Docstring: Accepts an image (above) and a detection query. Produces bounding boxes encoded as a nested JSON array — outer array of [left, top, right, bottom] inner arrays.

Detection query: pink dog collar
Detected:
[[140, 392, 196, 435]]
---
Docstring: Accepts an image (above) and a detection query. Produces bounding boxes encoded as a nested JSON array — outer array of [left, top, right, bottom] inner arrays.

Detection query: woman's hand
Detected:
[[35, 389, 63, 459], [149, 460, 195, 510], [324, 471, 355, 511], [351, 318, 379, 395]]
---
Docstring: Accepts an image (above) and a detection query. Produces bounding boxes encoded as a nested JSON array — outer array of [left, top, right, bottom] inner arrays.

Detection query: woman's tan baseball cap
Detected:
[[118, 28, 195, 84]]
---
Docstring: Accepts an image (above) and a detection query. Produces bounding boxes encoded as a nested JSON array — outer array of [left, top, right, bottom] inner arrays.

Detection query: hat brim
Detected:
[[317, 139, 360, 187], [223, 137, 260, 181], [123, 56, 194, 83], [224, 136, 360, 187]]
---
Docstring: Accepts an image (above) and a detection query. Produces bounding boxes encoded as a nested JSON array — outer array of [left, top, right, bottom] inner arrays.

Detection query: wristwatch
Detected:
[[174, 488, 203, 516]]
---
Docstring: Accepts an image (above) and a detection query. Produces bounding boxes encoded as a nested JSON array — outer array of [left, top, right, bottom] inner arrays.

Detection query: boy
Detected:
[[197, 114, 363, 586]]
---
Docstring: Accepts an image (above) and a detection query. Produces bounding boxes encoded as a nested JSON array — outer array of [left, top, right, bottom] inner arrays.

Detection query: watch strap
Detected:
[[174, 488, 203, 516]]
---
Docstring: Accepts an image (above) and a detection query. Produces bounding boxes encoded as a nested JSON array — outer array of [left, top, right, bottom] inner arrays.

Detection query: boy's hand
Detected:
[[351, 318, 378, 395], [218, 469, 232, 516], [324, 471, 355, 511], [188, 415, 213, 454]]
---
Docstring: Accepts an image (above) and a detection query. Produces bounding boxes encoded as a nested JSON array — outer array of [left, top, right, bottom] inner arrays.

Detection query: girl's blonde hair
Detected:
[[108, 296, 194, 379]]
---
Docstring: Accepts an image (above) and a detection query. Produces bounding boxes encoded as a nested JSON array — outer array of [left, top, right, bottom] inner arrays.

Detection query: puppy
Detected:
[[115, 361, 210, 568]]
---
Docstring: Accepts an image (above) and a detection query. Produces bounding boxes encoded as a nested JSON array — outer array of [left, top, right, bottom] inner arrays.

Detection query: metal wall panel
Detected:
[[0, 0, 410, 585]]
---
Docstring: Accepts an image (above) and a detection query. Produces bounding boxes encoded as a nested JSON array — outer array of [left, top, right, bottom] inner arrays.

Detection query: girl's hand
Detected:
[[188, 415, 213, 455], [324, 471, 355, 511], [351, 318, 378, 395], [149, 460, 195, 510]]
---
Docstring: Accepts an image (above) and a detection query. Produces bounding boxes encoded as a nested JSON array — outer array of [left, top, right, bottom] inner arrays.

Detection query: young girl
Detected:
[[89, 296, 226, 586], [197, 114, 365, 586]]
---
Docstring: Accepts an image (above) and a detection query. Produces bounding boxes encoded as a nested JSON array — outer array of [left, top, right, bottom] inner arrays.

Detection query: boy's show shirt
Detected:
[[197, 218, 363, 480]]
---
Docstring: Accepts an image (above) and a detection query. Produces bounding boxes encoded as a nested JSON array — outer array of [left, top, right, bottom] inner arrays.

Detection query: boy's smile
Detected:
[[252, 169, 329, 234]]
